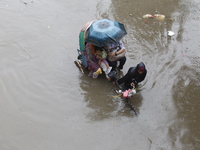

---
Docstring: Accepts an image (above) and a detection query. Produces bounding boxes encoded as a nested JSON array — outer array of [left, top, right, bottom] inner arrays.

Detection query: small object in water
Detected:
[[154, 14, 165, 21], [131, 89, 136, 95], [122, 88, 137, 98], [143, 14, 153, 18], [168, 31, 175, 36], [115, 89, 122, 94], [123, 89, 131, 98], [127, 89, 136, 97]]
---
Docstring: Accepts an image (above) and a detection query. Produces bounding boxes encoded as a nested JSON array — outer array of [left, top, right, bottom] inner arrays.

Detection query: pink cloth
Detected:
[[123, 89, 131, 98]]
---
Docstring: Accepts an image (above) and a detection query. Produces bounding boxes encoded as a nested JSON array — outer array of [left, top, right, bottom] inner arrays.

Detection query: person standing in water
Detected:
[[116, 62, 147, 90]]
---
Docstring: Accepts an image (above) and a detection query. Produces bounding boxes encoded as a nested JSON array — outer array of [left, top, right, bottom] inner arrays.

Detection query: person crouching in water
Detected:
[[116, 62, 147, 91]]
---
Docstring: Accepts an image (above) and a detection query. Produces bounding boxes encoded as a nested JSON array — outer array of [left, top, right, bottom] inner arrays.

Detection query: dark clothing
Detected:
[[106, 56, 126, 71], [116, 62, 147, 90]]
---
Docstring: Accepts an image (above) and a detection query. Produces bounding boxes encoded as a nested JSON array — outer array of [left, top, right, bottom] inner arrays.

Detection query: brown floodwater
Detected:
[[0, 0, 199, 150]]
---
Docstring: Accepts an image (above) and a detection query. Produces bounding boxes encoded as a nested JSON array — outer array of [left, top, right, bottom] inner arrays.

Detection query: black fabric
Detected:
[[108, 70, 118, 81], [116, 62, 147, 90], [106, 56, 126, 71]]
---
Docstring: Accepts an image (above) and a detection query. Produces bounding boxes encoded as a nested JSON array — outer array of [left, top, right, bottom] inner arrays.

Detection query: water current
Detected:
[[0, 0, 199, 149]]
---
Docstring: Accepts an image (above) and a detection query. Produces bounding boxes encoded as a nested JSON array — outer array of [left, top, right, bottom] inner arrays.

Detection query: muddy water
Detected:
[[0, 0, 199, 150]]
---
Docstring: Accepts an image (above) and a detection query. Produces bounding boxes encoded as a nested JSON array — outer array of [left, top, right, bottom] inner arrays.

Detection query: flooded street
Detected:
[[0, 0, 199, 149]]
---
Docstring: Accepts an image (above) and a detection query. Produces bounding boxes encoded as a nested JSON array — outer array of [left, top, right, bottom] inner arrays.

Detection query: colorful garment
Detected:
[[85, 43, 101, 72]]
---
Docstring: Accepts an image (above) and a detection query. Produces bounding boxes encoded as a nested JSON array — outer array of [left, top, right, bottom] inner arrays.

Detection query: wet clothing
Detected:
[[85, 43, 110, 79], [116, 62, 147, 90], [85, 43, 101, 72], [105, 40, 126, 71], [106, 56, 126, 70]]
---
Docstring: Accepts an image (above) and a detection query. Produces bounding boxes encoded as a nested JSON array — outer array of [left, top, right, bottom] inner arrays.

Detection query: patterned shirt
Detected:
[[106, 40, 125, 53]]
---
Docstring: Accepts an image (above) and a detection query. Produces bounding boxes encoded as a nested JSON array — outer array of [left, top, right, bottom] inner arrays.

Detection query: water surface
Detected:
[[0, 0, 199, 149]]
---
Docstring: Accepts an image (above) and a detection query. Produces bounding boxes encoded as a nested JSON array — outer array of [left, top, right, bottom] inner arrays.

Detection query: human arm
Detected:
[[109, 40, 126, 56], [115, 40, 126, 55], [114, 48, 125, 56], [116, 67, 135, 86], [116, 72, 133, 90]]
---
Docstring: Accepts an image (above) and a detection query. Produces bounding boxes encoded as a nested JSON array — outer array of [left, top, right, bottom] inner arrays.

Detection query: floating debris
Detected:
[[148, 138, 152, 144], [154, 14, 165, 21], [143, 14, 166, 21], [168, 31, 175, 36], [143, 14, 154, 18]]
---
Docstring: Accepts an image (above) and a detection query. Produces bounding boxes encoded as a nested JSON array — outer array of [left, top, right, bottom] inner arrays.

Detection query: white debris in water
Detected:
[[168, 31, 175, 36]]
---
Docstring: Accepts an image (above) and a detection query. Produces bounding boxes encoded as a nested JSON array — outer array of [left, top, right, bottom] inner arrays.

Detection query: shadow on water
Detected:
[[79, 71, 142, 121]]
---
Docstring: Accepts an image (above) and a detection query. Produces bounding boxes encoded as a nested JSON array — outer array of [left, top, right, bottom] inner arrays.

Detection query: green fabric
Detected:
[[101, 50, 107, 59], [79, 31, 85, 51]]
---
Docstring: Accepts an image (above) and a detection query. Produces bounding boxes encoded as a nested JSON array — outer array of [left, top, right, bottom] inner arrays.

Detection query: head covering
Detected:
[[136, 62, 146, 72]]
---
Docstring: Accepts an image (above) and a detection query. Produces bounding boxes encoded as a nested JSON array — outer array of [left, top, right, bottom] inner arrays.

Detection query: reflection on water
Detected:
[[79, 72, 143, 120], [95, 0, 200, 149], [0, 0, 200, 149], [171, 66, 200, 149]]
